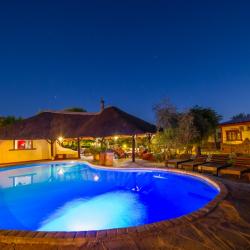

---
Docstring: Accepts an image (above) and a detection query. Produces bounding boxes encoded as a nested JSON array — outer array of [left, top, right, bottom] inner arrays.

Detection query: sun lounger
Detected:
[[219, 157, 250, 179], [198, 154, 230, 176], [166, 154, 192, 168], [179, 155, 208, 171]]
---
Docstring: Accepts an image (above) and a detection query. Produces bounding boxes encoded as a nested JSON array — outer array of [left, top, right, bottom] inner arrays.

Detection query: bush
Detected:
[[153, 152, 165, 162]]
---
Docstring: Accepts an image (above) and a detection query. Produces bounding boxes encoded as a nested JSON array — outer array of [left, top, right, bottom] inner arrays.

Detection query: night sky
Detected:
[[0, 0, 249, 122]]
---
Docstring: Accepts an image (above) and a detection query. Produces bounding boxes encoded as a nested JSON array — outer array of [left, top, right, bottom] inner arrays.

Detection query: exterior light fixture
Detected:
[[58, 136, 64, 143]]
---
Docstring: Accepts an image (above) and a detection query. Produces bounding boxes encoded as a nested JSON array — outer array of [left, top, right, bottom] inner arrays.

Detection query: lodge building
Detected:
[[220, 119, 250, 154]]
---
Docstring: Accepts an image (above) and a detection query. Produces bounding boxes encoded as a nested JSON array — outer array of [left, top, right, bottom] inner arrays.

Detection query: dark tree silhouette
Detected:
[[0, 116, 22, 127], [190, 106, 222, 154], [231, 113, 250, 122]]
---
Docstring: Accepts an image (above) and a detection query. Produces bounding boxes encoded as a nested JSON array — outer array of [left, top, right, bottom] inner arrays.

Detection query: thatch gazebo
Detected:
[[76, 106, 156, 161]]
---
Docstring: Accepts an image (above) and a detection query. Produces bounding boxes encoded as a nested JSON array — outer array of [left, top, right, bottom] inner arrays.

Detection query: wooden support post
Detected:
[[147, 133, 152, 151], [100, 137, 105, 149], [132, 135, 135, 162], [50, 139, 55, 160], [77, 137, 81, 159]]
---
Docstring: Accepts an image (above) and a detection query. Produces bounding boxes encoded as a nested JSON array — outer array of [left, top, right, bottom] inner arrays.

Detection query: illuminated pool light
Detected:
[[93, 174, 99, 181], [39, 191, 146, 231], [153, 174, 168, 179]]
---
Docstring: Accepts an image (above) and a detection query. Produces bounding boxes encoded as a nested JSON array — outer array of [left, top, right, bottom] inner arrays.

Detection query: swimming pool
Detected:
[[0, 161, 219, 232]]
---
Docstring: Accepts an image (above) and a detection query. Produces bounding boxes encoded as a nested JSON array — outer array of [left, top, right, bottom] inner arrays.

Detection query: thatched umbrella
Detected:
[[77, 106, 156, 137], [77, 106, 157, 161]]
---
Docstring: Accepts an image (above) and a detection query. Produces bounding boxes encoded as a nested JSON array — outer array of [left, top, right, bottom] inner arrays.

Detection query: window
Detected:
[[14, 140, 33, 150], [226, 130, 242, 141]]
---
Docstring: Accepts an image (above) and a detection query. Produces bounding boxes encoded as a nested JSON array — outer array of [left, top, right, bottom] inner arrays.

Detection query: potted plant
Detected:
[[89, 146, 102, 161], [89, 146, 107, 162]]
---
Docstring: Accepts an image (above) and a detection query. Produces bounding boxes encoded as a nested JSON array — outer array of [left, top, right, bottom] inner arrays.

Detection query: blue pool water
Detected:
[[0, 162, 219, 231]]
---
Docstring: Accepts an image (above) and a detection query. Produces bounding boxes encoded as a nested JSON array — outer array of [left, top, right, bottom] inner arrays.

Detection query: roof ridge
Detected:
[[220, 118, 250, 126], [40, 110, 98, 116]]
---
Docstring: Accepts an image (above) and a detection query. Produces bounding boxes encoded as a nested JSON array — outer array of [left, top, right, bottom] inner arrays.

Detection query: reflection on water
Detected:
[[0, 162, 219, 231], [39, 191, 146, 231], [0, 163, 99, 189], [10, 173, 36, 187]]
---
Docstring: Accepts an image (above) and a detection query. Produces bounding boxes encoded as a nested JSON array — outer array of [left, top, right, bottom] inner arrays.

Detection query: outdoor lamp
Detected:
[[58, 136, 64, 143]]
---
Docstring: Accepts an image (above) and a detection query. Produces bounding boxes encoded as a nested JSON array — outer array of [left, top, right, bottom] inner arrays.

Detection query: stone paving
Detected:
[[0, 160, 250, 249]]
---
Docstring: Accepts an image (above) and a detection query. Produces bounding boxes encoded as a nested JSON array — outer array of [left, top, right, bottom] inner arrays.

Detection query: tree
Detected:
[[153, 100, 198, 157], [231, 113, 250, 122], [0, 116, 22, 127], [153, 98, 179, 129], [151, 128, 178, 159], [64, 107, 87, 112], [152, 99, 179, 159], [190, 106, 222, 154], [153, 99, 222, 158], [177, 112, 198, 153]]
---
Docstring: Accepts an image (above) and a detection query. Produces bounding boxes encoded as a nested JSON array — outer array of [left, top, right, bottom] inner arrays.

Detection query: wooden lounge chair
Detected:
[[179, 155, 208, 171], [198, 154, 230, 176], [166, 154, 192, 168], [114, 147, 128, 159], [219, 157, 250, 179]]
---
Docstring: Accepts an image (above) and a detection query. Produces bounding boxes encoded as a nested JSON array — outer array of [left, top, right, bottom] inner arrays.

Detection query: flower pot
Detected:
[[99, 152, 106, 165], [105, 152, 114, 166], [93, 153, 100, 161]]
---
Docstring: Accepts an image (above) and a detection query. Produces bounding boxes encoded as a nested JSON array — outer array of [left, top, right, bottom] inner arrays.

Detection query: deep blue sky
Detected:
[[0, 0, 250, 122]]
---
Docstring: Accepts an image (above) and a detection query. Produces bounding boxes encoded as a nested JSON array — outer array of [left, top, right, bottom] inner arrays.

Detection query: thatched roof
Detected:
[[77, 106, 156, 137], [0, 107, 156, 140], [0, 111, 96, 140]]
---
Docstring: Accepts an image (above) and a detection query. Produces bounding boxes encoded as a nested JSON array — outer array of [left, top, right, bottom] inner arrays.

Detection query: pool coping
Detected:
[[0, 160, 228, 246]]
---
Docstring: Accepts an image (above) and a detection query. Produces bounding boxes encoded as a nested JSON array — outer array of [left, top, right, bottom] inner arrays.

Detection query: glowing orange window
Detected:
[[14, 140, 32, 150]]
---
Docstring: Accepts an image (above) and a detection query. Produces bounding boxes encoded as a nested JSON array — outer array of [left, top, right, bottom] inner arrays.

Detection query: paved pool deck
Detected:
[[0, 160, 250, 249]]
